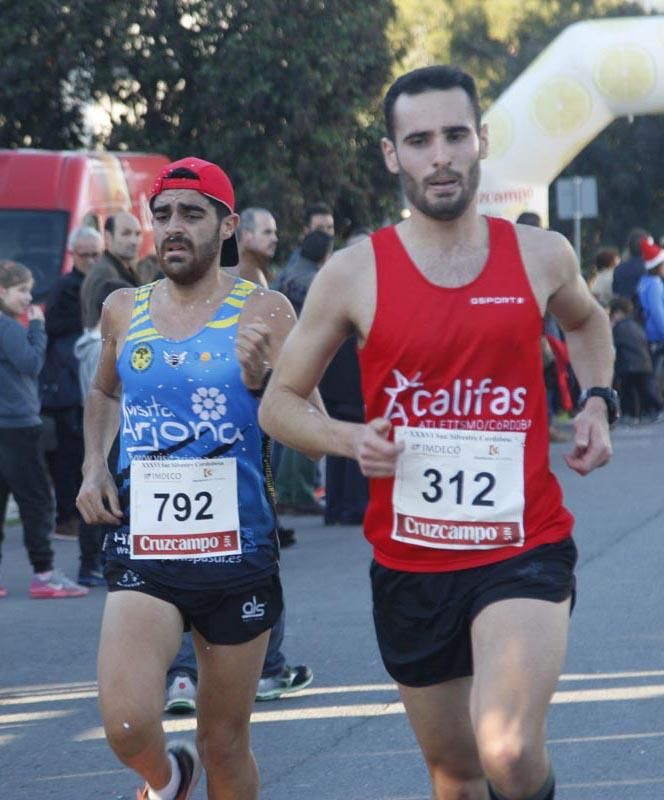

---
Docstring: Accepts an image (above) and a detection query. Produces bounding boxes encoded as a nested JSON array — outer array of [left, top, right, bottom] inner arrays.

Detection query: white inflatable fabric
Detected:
[[478, 16, 664, 224]]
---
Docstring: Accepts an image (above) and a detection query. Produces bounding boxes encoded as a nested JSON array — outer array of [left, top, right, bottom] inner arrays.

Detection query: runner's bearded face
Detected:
[[152, 189, 223, 286], [389, 88, 485, 221]]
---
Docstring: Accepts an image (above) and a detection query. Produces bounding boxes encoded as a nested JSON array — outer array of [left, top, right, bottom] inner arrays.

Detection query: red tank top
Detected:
[[359, 217, 573, 572]]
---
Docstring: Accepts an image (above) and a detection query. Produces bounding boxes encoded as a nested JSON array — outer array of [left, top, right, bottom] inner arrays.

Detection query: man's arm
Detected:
[[76, 289, 132, 525], [545, 235, 614, 475], [260, 249, 403, 474]]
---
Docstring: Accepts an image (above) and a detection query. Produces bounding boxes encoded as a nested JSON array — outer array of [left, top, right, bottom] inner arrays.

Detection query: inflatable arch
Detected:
[[478, 16, 664, 224]]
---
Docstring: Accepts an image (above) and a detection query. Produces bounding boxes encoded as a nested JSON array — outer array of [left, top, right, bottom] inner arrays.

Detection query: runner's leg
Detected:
[[97, 591, 184, 789], [192, 627, 270, 800], [470, 598, 570, 798], [398, 677, 488, 799]]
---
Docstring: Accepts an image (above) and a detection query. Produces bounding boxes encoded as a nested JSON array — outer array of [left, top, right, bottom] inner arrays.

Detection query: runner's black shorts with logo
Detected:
[[105, 560, 283, 645], [370, 538, 577, 687]]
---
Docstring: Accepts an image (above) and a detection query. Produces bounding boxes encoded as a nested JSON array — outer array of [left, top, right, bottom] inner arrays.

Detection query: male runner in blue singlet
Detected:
[[77, 157, 308, 800]]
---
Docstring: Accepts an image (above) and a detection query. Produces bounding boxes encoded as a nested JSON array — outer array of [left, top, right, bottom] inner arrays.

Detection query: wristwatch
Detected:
[[577, 387, 620, 426]]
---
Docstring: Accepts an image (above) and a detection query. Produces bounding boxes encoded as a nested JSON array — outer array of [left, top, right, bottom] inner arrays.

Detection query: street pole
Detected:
[[573, 175, 582, 264]]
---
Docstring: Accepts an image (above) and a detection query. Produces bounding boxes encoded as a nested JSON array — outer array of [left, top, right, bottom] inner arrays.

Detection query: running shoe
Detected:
[[165, 674, 197, 714], [277, 526, 296, 548], [30, 570, 89, 599], [136, 740, 201, 800], [77, 568, 106, 587], [256, 664, 313, 702]]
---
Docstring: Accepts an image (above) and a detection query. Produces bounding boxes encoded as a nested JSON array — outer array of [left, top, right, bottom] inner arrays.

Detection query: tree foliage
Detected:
[[0, 0, 398, 252], [391, 0, 663, 256], [2, 0, 662, 255]]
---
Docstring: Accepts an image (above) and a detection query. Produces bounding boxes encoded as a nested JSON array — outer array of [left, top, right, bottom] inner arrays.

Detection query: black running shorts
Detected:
[[105, 561, 283, 645], [370, 538, 577, 687]]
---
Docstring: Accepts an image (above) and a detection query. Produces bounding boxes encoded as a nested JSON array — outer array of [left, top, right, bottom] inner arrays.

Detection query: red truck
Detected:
[[0, 149, 169, 301]]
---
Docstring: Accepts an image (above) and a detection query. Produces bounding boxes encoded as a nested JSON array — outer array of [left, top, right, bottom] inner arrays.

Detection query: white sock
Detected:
[[147, 753, 181, 800]]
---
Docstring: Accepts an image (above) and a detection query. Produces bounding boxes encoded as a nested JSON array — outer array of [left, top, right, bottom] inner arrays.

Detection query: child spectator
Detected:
[[609, 296, 664, 424], [0, 260, 87, 598]]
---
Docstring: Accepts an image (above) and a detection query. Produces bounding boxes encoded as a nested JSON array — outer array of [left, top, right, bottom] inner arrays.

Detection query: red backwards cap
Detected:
[[149, 157, 238, 266]]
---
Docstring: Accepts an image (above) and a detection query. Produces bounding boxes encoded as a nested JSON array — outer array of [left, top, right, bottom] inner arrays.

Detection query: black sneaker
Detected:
[[277, 526, 296, 548], [255, 664, 313, 701], [136, 740, 201, 799]]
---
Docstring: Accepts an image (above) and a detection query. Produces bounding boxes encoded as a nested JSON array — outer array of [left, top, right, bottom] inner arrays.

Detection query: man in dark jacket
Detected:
[[612, 227, 650, 300], [276, 230, 333, 513], [80, 211, 143, 329], [41, 226, 102, 543]]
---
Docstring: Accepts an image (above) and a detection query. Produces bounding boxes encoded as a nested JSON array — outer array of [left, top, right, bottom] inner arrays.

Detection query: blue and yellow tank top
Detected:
[[106, 278, 278, 590]]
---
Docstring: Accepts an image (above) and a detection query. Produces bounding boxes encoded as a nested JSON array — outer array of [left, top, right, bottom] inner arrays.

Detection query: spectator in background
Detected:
[[164, 206, 313, 712], [589, 246, 620, 308], [613, 227, 649, 300], [637, 238, 664, 391], [516, 212, 571, 442], [275, 202, 335, 286], [74, 279, 126, 586], [276, 230, 334, 514], [80, 211, 142, 330], [40, 226, 102, 542], [609, 296, 664, 425], [0, 260, 87, 599], [319, 228, 370, 525], [515, 210, 541, 228]]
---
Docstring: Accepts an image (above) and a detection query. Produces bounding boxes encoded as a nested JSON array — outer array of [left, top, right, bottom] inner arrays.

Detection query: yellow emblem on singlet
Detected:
[[130, 343, 154, 372]]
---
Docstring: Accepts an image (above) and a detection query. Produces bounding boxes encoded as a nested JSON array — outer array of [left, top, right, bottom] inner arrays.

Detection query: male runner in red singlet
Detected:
[[259, 67, 615, 800]]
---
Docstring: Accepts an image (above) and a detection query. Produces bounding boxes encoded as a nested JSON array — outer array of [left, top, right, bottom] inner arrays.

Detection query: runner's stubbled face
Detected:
[[383, 88, 488, 222], [151, 189, 226, 286]]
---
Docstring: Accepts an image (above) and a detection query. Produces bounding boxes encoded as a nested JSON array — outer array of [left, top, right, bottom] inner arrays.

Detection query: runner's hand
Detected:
[[563, 404, 612, 476], [76, 466, 123, 525], [236, 319, 271, 391], [353, 418, 404, 477]]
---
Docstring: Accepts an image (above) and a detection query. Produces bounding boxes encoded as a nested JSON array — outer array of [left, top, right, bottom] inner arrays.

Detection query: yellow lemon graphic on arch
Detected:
[[484, 106, 513, 159], [532, 76, 592, 137], [593, 45, 656, 102]]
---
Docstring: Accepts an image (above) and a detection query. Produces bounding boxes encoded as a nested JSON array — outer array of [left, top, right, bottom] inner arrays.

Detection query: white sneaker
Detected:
[[165, 674, 196, 713]]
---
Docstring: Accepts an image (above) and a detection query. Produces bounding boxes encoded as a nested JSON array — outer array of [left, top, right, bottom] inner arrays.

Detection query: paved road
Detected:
[[2, 423, 664, 799]]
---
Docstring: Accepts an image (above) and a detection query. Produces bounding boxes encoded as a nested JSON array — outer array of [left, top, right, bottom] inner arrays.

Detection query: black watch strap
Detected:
[[578, 387, 619, 425]]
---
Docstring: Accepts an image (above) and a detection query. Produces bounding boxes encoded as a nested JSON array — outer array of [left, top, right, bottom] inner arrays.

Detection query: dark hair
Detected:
[[594, 246, 620, 271], [150, 168, 230, 222], [609, 296, 633, 316], [516, 211, 542, 228], [300, 230, 333, 263], [384, 65, 482, 140], [627, 228, 649, 257], [346, 226, 372, 241], [104, 216, 115, 236], [305, 202, 333, 226], [95, 279, 127, 316]]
